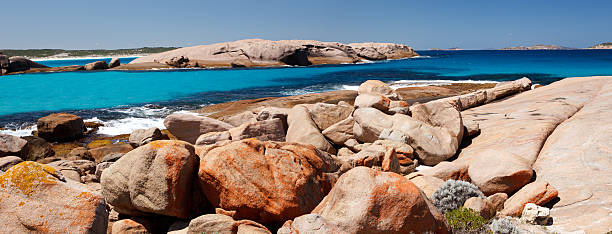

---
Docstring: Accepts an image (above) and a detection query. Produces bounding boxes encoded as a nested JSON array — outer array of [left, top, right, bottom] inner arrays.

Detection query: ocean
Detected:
[[2, 50, 612, 136]]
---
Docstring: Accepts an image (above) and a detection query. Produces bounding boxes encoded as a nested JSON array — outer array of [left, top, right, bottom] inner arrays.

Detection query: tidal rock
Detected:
[[7, 56, 48, 72], [129, 127, 164, 147], [228, 118, 286, 141], [187, 214, 271, 234], [0, 161, 108, 233], [37, 113, 86, 142], [357, 80, 402, 100], [464, 197, 494, 219], [0, 133, 27, 157], [89, 143, 134, 163], [195, 131, 231, 145], [354, 94, 390, 112], [286, 105, 336, 154], [501, 181, 558, 216], [0, 156, 23, 171], [101, 140, 198, 218], [197, 139, 338, 225], [520, 203, 551, 225], [310, 167, 449, 233], [20, 136, 55, 161], [321, 116, 354, 146], [108, 58, 121, 68], [84, 60, 109, 70], [164, 113, 234, 144]]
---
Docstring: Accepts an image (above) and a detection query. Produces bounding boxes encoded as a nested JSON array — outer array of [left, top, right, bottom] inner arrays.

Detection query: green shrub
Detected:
[[444, 207, 489, 233]]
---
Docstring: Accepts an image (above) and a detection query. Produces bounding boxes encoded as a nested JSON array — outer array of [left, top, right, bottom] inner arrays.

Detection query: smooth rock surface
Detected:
[[164, 113, 234, 144], [0, 133, 27, 157], [228, 118, 286, 141], [322, 116, 354, 146], [501, 180, 558, 216], [0, 156, 23, 171], [37, 113, 85, 142], [186, 214, 271, 234], [286, 105, 335, 154]]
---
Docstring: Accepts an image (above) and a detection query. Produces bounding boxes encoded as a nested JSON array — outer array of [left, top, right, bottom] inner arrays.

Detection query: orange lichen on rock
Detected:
[[0, 161, 59, 196]]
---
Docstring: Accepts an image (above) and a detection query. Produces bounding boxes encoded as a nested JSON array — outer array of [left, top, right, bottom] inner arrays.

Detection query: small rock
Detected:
[[322, 116, 354, 146], [89, 144, 134, 163], [286, 105, 336, 154], [358, 80, 402, 100], [0, 133, 27, 157], [187, 214, 271, 234], [95, 162, 113, 181], [464, 197, 494, 219], [487, 193, 508, 212], [354, 94, 390, 112], [67, 147, 93, 161], [195, 131, 231, 145], [381, 148, 400, 173], [100, 153, 124, 163], [164, 113, 234, 144], [0, 156, 23, 171], [520, 203, 551, 225], [306, 103, 353, 130], [129, 127, 163, 147], [408, 175, 445, 199], [21, 136, 55, 161], [501, 180, 558, 216]]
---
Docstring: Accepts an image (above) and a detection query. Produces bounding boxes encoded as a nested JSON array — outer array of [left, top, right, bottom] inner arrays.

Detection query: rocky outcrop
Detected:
[[281, 167, 449, 233], [197, 139, 338, 226], [0, 161, 108, 233], [101, 140, 198, 218], [37, 113, 86, 142], [84, 61, 109, 70], [0, 54, 9, 75], [164, 113, 234, 144], [6, 56, 48, 72], [588, 42, 612, 49], [129, 39, 418, 68], [108, 58, 121, 68], [0, 133, 27, 157]]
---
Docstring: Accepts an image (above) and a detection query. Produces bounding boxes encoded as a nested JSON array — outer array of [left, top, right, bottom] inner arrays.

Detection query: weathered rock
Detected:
[[197, 139, 338, 225], [354, 94, 390, 112], [464, 197, 494, 219], [111, 219, 149, 234], [47, 159, 96, 176], [89, 143, 134, 163], [164, 113, 234, 144], [229, 118, 286, 141], [357, 80, 402, 100], [410, 100, 464, 143], [336, 147, 354, 157], [381, 148, 400, 173], [100, 153, 124, 163], [37, 113, 85, 142], [7, 56, 48, 72], [501, 181, 558, 217], [256, 106, 290, 129], [468, 153, 533, 195], [310, 167, 449, 233], [95, 162, 113, 182], [0, 156, 23, 171], [487, 193, 508, 212], [0, 161, 108, 233], [278, 214, 347, 234], [129, 127, 164, 147], [84, 60, 109, 70], [306, 103, 353, 130], [408, 175, 445, 199], [223, 110, 257, 127], [20, 136, 55, 161], [520, 203, 551, 225], [67, 146, 93, 161], [0, 133, 27, 157], [187, 214, 271, 234], [349, 42, 419, 60], [420, 161, 470, 181], [286, 105, 336, 154], [352, 108, 394, 143], [108, 58, 121, 68], [338, 144, 386, 167], [321, 116, 354, 146], [195, 131, 231, 145], [101, 140, 198, 218], [463, 119, 480, 138]]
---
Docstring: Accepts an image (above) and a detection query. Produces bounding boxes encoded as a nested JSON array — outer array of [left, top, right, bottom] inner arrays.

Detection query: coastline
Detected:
[[30, 55, 144, 61]]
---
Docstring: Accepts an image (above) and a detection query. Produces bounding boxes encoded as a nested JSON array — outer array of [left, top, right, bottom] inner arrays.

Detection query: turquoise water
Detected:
[[2, 50, 612, 130]]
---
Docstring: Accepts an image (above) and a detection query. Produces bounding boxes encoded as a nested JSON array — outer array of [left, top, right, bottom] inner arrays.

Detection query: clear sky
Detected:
[[2, 0, 611, 50]]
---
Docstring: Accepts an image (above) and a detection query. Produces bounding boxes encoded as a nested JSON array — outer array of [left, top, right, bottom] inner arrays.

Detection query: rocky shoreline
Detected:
[[1, 76, 611, 233]]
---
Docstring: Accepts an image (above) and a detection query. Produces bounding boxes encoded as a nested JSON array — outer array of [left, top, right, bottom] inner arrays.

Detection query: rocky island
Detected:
[[500, 44, 575, 50], [1, 75, 610, 233], [588, 42, 612, 49]]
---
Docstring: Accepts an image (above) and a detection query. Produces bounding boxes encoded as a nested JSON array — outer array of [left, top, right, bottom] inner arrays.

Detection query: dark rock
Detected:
[[7, 56, 48, 72], [84, 61, 109, 70], [20, 136, 55, 161], [108, 58, 120, 68], [37, 113, 86, 142]]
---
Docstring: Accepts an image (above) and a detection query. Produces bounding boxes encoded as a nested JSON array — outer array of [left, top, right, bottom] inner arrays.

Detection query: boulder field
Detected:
[[0, 76, 610, 233], [123, 39, 418, 69]]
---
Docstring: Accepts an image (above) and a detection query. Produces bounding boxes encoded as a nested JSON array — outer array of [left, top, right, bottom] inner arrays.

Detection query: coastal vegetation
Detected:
[[588, 42, 612, 49]]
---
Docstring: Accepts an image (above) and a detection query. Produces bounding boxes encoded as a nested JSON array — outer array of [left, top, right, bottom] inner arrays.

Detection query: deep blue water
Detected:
[[2, 50, 612, 130]]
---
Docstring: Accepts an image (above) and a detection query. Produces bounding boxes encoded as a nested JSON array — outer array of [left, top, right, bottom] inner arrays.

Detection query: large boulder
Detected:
[[0, 133, 27, 157], [197, 139, 338, 226], [306, 103, 353, 130], [303, 167, 449, 233], [84, 60, 109, 70], [186, 214, 271, 234], [164, 113, 234, 144], [37, 113, 86, 142], [228, 118, 286, 141], [468, 152, 533, 195], [501, 181, 558, 217], [286, 105, 336, 154], [129, 127, 164, 147], [20, 136, 55, 161], [7, 56, 48, 72], [410, 100, 464, 143], [101, 140, 198, 218], [0, 161, 108, 233]]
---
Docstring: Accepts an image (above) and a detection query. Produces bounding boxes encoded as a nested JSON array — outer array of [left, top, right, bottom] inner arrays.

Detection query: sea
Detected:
[[2, 50, 612, 136]]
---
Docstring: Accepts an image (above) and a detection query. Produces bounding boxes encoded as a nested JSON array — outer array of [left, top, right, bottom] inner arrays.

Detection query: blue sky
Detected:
[[2, 0, 611, 50]]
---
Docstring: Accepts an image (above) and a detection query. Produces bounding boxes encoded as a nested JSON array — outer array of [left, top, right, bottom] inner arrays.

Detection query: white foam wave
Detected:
[[92, 117, 165, 136], [0, 125, 37, 137]]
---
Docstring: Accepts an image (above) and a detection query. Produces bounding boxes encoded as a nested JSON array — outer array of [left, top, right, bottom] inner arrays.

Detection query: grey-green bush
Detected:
[[489, 217, 520, 234], [431, 179, 484, 213]]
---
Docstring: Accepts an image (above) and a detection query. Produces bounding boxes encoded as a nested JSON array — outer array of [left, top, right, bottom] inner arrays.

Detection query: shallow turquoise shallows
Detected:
[[2, 50, 612, 126]]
